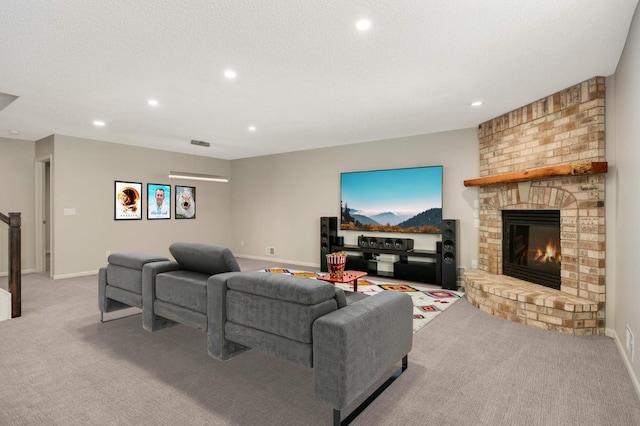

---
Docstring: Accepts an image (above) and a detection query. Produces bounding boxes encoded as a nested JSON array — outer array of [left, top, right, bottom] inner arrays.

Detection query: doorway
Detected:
[[35, 156, 52, 277]]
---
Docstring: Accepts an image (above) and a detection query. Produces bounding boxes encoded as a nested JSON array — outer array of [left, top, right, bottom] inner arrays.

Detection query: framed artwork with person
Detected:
[[147, 183, 171, 220], [114, 181, 142, 220]]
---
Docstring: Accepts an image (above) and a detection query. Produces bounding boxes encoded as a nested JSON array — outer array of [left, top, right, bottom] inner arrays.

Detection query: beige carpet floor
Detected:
[[0, 258, 639, 425]]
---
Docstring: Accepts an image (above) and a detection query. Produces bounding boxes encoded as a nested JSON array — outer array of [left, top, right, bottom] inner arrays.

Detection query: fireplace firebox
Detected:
[[502, 210, 561, 290]]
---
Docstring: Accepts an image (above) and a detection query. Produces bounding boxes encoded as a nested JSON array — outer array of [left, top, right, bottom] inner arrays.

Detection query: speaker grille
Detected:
[[320, 217, 338, 272], [441, 219, 458, 290], [443, 240, 455, 251]]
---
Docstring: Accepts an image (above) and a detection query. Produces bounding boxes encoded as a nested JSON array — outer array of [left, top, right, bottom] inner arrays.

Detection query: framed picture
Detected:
[[175, 185, 196, 219], [114, 181, 142, 220], [147, 183, 171, 220]]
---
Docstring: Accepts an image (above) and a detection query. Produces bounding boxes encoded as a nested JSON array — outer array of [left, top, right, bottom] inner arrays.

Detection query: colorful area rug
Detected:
[[264, 268, 464, 334]]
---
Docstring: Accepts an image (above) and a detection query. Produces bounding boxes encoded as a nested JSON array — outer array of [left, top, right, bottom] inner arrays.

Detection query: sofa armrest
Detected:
[[312, 291, 413, 411], [206, 271, 249, 360], [142, 260, 181, 331], [98, 267, 108, 312], [98, 266, 132, 313]]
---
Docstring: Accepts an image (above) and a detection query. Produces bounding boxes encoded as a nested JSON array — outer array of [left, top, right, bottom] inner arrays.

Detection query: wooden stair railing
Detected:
[[0, 212, 21, 318]]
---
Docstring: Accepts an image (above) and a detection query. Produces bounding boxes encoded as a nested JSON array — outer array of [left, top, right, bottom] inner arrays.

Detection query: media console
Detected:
[[329, 243, 442, 286]]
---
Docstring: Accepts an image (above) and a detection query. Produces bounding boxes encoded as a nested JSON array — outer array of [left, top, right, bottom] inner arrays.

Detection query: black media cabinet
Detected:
[[330, 244, 441, 286]]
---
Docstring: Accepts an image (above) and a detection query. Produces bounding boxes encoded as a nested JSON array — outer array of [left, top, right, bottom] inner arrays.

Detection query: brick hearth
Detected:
[[464, 77, 606, 335]]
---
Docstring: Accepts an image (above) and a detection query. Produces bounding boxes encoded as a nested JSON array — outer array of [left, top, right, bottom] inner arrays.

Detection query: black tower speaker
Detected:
[[441, 219, 459, 290], [320, 217, 338, 272]]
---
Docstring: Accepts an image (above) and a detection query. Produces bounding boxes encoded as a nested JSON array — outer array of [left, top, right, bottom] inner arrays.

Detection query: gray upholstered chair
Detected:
[[206, 270, 413, 425], [98, 252, 169, 322], [142, 242, 241, 332]]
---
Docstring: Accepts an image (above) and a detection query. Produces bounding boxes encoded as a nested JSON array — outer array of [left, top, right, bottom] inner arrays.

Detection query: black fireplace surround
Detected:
[[502, 210, 561, 290]]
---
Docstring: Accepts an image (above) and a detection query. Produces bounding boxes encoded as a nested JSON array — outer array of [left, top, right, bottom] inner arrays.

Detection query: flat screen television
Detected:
[[340, 165, 443, 234]]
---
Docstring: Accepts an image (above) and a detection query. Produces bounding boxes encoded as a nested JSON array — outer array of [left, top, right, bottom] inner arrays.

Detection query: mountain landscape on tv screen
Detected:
[[341, 206, 442, 234]]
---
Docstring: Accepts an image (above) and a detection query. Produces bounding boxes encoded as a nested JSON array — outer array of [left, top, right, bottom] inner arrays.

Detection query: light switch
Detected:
[[64, 208, 76, 216]]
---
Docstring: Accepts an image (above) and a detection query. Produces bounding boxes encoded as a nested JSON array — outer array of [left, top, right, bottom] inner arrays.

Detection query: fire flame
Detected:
[[534, 241, 561, 263]]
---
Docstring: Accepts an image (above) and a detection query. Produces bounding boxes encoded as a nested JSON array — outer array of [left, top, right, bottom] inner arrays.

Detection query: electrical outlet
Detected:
[[240, 241, 245, 246], [106, 250, 111, 258], [627, 326, 634, 362], [266, 246, 275, 256], [472, 259, 478, 269]]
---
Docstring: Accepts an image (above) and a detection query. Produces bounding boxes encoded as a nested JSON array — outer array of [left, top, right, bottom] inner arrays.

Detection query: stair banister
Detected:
[[0, 212, 21, 318]]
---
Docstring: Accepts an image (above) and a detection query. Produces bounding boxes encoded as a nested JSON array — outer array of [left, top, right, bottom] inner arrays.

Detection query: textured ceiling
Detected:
[[0, 1, 637, 159]]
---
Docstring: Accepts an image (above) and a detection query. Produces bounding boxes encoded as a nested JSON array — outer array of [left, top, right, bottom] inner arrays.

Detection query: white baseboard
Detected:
[[236, 254, 318, 269], [53, 270, 99, 280], [607, 327, 640, 400], [0, 268, 36, 277]]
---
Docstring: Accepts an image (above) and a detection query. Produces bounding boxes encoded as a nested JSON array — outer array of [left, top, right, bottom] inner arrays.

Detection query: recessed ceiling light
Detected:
[[148, 99, 159, 106], [471, 101, 483, 107], [248, 126, 256, 132], [8, 130, 20, 135], [224, 70, 237, 79], [93, 120, 106, 127], [356, 19, 371, 31]]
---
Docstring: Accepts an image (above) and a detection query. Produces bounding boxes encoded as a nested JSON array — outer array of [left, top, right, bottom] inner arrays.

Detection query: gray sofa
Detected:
[[102, 243, 413, 425]]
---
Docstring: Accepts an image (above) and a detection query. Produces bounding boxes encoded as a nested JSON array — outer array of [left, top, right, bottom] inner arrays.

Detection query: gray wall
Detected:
[[229, 128, 480, 272], [0, 137, 35, 275], [612, 3, 640, 389], [0, 129, 479, 279], [47, 135, 232, 277]]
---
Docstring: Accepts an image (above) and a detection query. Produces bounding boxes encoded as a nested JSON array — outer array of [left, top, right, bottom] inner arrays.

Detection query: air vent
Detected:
[[190, 140, 210, 147]]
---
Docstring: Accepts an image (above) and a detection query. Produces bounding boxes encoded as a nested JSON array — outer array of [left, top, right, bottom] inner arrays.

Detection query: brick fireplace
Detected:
[[464, 77, 606, 335]]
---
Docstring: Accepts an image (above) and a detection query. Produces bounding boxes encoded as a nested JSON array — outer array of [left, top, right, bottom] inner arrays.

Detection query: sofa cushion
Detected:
[[108, 252, 168, 270], [155, 270, 209, 313], [105, 285, 142, 309], [106, 264, 143, 294], [226, 291, 337, 343], [227, 272, 336, 305], [225, 322, 313, 367], [169, 242, 240, 275], [334, 287, 347, 308]]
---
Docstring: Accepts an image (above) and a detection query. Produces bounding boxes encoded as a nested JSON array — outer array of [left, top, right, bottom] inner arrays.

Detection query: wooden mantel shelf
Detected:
[[464, 161, 608, 187]]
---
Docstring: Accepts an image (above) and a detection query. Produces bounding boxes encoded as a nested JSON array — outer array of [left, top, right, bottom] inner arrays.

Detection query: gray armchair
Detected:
[[142, 242, 241, 332], [99, 252, 169, 322]]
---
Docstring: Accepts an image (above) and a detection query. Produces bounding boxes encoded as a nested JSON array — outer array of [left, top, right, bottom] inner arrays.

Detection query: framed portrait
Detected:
[[114, 181, 142, 220], [175, 185, 196, 219], [147, 183, 171, 220]]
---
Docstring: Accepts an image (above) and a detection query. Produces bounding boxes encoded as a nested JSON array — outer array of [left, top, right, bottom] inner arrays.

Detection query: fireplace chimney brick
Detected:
[[469, 85, 606, 333]]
